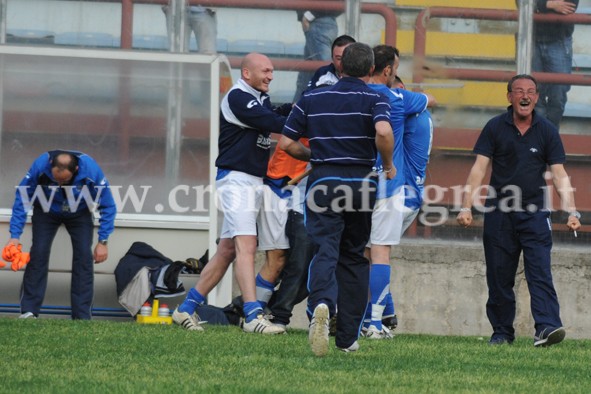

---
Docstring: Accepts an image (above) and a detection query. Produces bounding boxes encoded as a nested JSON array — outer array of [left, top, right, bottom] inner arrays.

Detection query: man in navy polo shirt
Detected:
[[457, 74, 581, 347], [280, 42, 395, 356]]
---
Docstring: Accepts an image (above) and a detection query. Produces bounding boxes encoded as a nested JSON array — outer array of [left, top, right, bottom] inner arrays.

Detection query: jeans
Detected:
[[21, 206, 95, 319], [293, 16, 338, 100], [269, 210, 314, 326], [532, 36, 573, 129], [163, 6, 217, 53], [187, 10, 217, 53]]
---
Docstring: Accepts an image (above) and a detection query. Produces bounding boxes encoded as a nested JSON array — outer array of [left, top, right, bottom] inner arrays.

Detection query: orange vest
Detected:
[[267, 137, 309, 180]]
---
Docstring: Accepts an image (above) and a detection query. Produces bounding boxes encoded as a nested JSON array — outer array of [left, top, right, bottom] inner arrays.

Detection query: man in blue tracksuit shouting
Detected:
[[7, 150, 116, 319]]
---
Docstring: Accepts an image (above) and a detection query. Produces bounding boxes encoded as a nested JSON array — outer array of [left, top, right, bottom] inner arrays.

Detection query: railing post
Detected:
[[121, 0, 133, 49], [516, 0, 534, 74], [345, 0, 362, 41], [0, 0, 6, 44]]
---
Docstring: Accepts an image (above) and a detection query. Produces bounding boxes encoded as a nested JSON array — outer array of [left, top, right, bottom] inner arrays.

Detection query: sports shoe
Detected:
[[172, 308, 204, 331], [19, 312, 36, 319], [534, 327, 566, 347], [242, 314, 285, 335], [362, 324, 394, 340], [309, 303, 330, 357], [337, 341, 360, 353], [382, 314, 398, 330], [488, 337, 513, 345]]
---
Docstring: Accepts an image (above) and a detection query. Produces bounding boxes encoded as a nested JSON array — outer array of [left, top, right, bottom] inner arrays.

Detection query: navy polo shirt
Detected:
[[283, 77, 391, 168], [473, 106, 566, 210]]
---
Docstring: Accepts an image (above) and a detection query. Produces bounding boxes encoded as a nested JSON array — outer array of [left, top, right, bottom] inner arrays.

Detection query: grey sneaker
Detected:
[[338, 341, 360, 353], [309, 303, 330, 357], [172, 308, 204, 331], [19, 312, 36, 319], [534, 327, 565, 347], [242, 314, 285, 335]]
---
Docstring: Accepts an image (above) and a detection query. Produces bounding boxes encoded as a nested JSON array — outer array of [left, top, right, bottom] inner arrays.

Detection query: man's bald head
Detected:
[[240, 52, 274, 93]]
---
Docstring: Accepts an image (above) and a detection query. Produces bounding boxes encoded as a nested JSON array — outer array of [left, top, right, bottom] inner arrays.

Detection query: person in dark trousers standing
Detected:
[[267, 35, 355, 330], [532, 0, 579, 129], [280, 42, 395, 356], [7, 150, 116, 319], [456, 74, 581, 347], [292, 6, 341, 100]]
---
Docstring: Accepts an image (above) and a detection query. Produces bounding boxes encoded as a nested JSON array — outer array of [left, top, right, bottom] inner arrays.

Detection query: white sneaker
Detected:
[[362, 324, 394, 340], [309, 303, 330, 357], [242, 314, 286, 334], [19, 312, 36, 319], [338, 340, 360, 353], [172, 308, 204, 331]]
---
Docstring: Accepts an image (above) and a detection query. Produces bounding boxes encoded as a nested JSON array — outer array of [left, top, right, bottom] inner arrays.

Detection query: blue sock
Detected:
[[369, 264, 391, 330], [243, 301, 263, 323], [255, 273, 275, 309], [383, 292, 395, 317], [178, 288, 205, 315]]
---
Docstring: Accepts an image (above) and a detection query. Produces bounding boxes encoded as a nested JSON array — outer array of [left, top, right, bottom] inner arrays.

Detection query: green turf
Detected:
[[1, 318, 589, 393]]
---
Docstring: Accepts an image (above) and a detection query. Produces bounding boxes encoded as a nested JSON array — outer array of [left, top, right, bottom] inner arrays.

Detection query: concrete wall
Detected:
[[2, 214, 588, 340], [0, 216, 209, 316], [279, 239, 591, 340]]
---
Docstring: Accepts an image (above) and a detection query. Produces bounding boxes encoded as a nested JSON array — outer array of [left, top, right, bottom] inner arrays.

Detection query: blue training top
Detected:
[[283, 77, 391, 168], [403, 109, 433, 210], [473, 106, 565, 210], [368, 84, 428, 199], [10, 150, 116, 241], [304, 63, 339, 93]]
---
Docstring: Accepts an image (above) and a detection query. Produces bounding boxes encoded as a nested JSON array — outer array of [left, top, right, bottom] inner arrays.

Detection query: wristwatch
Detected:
[[98, 240, 108, 246], [568, 211, 581, 220]]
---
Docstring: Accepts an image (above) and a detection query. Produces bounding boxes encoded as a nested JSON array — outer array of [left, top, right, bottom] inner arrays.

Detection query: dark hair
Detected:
[[507, 74, 538, 92], [331, 34, 356, 53], [52, 153, 78, 173], [341, 43, 374, 78], [395, 75, 405, 87], [372, 45, 399, 75]]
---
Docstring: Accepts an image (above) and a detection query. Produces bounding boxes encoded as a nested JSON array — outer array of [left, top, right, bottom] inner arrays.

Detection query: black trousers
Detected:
[[305, 165, 377, 348]]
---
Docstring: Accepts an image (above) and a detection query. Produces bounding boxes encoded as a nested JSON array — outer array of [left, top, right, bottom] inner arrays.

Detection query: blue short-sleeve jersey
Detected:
[[368, 85, 428, 199], [404, 109, 433, 210]]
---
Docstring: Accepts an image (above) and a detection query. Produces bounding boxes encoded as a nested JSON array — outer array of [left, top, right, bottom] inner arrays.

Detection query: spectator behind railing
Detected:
[[162, 1, 217, 53], [292, 5, 341, 100], [532, 0, 579, 130]]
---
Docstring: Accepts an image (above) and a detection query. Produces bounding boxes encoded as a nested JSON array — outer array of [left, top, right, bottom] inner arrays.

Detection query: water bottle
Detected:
[[158, 303, 170, 317], [140, 302, 152, 316]]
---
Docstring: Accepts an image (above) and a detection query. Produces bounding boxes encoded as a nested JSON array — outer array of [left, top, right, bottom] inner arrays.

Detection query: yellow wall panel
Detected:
[[396, 30, 515, 59], [420, 80, 507, 108], [396, 0, 516, 9]]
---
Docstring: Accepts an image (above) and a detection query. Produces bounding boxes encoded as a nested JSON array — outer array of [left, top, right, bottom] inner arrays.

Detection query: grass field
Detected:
[[1, 318, 590, 393]]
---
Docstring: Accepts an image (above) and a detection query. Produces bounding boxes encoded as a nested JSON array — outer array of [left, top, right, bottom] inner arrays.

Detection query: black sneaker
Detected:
[[534, 327, 565, 347], [382, 314, 398, 330], [488, 336, 513, 346]]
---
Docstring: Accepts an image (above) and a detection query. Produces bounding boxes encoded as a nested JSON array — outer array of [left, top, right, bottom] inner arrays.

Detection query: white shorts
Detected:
[[257, 186, 290, 250], [401, 208, 420, 234], [370, 189, 408, 246], [217, 171, 264, 239]]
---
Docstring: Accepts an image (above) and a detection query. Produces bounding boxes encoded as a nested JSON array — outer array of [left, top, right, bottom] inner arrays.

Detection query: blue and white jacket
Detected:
[[216, 79, 291, 178], [10, 150, 116, 241]]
